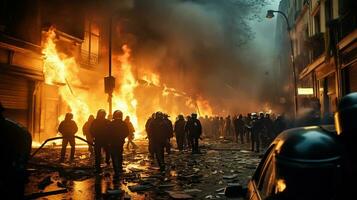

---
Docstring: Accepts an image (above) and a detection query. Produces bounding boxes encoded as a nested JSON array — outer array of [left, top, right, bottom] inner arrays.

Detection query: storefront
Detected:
[[339, 30, 357, 95]]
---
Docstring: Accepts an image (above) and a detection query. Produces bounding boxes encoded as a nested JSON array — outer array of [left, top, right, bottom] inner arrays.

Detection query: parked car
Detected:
[[246, 125, 344, 200]]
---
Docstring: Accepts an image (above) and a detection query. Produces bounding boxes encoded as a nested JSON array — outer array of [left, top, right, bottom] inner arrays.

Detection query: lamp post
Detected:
[[105, 16, 115, 119], [266, 9, 298, 118]]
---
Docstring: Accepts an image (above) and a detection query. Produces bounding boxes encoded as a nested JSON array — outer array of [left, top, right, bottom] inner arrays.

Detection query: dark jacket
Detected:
[[149, 118, 171, 143], [82, 120, 93, 140], [108, 119, 129, 146], [185, 118, 202, 138], [58, 120, 78, 137], [90, 118, 110, 143], [174, 119, 186, 136]]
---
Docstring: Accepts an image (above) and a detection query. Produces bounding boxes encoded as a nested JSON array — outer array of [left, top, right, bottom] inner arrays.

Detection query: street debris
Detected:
[[26, 139, 262, 199]]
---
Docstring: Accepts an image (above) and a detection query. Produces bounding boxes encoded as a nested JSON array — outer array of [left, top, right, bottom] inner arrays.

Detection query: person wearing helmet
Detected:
[[148, 111, 171, 171], [82, 115, 95, 157], [58, 113, 78, 162], [90, 109, 111, 173], [108, 110, 129, 177], [125, 116, 138, 150], [163, 113, 173, 154], [185, 113, 202, 154], [145, 113, 155, 158], [174, 115, 186, 151]]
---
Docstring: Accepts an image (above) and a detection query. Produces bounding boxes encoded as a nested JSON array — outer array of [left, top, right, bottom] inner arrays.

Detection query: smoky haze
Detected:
[[111, 0, 278, 115]]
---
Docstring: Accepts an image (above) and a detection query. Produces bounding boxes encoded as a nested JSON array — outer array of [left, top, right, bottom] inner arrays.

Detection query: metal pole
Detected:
[[276, 11, 298, 118], [108, 16, 113, 118]]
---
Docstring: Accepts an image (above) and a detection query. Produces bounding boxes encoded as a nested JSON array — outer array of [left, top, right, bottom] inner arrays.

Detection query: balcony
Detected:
[[338, 11, 357, 41], [295, 51, 310, 74], [305, 33, 325, 61], [80, 50, 98, 69]]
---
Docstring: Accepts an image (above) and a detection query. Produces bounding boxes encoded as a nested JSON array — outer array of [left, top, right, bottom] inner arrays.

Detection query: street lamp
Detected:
[[266, 9, 298, 118], [104, 16, 115, 119]]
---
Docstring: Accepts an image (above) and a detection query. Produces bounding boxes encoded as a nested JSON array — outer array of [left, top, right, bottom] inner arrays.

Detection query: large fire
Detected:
[[41, 28, 213, 142]]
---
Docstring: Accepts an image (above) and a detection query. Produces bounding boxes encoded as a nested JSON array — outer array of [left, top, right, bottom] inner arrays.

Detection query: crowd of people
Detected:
[[199, 112, 288, 152], [1, 92, 357, 199], [53, 106, 301, 188], [57, 109, 290, 176]]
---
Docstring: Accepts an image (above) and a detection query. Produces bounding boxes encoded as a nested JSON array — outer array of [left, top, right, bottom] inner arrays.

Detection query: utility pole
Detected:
[[105, 16, 115, 119]]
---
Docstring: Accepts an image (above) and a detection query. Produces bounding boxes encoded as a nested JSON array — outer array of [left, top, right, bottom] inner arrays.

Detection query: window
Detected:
[[259, 156, 277, 199], [81, 20, 99, 67], [343, 63, 357, 94], [253, 145, 276, 183], [314, 11, 321, 34]]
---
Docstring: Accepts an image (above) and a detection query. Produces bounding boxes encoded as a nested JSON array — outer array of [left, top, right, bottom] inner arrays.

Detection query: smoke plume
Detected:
[[110, 0, 272, 114]]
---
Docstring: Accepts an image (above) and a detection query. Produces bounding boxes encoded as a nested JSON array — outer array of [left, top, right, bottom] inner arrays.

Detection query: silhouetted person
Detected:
[[174, 115, 186, 151], [90, 109, 110, 173], [224, 115, 233, 139], [125, 116, 137, 150], [108, 110, 129, 178], [234, 114, 245, 144], [145, 114, 155, 158], [148, 112, 171, 171], [185, 113, 202, 154], [0, 103, 31, 200], [251, 113, 263, 152], [163, 113, 173, 154], [58, 113, 78, 162], [263, 113, 274, 145], [83, 115, 95, 157]]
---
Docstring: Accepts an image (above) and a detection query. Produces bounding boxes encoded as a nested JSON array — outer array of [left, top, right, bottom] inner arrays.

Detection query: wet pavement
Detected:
[[25, 138, 264, 200]]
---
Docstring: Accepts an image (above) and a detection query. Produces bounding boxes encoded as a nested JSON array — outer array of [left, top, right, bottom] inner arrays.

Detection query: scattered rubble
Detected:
[[26, 139, 262, 199]]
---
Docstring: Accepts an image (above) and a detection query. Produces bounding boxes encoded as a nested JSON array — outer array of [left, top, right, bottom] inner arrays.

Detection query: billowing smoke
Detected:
[[110, 0, 273, 115]]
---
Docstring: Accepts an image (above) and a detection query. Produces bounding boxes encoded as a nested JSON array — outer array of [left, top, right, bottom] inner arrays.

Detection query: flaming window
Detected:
[[81, 20, 99, 67]]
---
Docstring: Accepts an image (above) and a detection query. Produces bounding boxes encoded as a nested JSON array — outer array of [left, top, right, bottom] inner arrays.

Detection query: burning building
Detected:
[[0, 0, 214, 144]]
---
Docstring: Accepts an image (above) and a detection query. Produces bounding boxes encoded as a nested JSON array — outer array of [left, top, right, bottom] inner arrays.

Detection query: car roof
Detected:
[[272, 125, 342, 163]]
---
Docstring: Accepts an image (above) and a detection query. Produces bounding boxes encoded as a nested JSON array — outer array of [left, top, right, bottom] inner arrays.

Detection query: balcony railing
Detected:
[[305, 33, 325, 61], [295, 51, 310, 74], [338, 11, 357, 41], [80, 50, 98, 68]]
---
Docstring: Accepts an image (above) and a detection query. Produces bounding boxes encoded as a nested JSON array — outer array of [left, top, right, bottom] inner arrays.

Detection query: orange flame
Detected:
[[112, 45, 139, 134], [42, 28, 91, 140], [41, 28, 214, 142]]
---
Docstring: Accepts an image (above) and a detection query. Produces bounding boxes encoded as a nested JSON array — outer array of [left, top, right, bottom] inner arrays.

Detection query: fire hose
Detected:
[[30, 136, 93, 159]]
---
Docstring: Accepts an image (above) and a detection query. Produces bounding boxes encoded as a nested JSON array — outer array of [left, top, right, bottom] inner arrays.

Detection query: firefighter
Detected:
[[0, 102, 32, 200], [108, 110, 129, 178], [174, 114, 186, 151], [83, 115, 95, 157], [185, 113, 202, 154], [125, 116, 137, 150], [58, 113, 78, 162], [90, 109, 111, 173]]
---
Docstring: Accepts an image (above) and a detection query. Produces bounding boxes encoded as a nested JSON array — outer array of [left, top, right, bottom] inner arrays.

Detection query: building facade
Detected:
[[277, 0, 357, 121], [0, 0, 113, 142]]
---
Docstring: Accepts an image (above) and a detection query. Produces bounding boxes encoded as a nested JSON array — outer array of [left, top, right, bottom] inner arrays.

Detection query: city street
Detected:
[[25, 139, 263, 200]]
